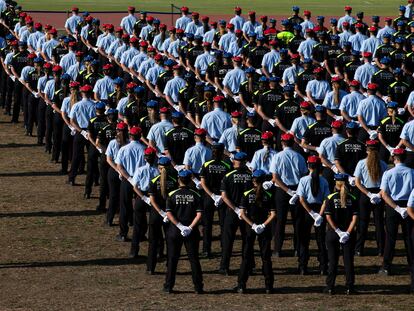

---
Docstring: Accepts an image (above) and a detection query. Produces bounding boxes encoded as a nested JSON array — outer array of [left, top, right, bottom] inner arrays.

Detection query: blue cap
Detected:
[[351, 50, 360, 56], [292, 6, 300, 11], [212, 142, 225, 150], [214, 50, 223, 56], [283, 84, 295, 92], [194, 35, 203, 41], [223, 52, 233, 58], [185, 33, 194, 39], [195, 81, 205, 87], [34, 57, 44, 63], [204, 85, 215, 92], [146, 100, 158, 108], [245, 67, 255, 73], [83, 11, 89, 16], [387, 101, 398, 109], [5, 34, 15, 40], [219, 19, 226, 25], [397, 20, 405, 27], [91, 59, 100, 65], [372, 16, 379, 22], [346, 121, 358, 129], [395, 37, 405, 43], [293, 24, 302, 31], [330, 18, 337, 24], [63, 37, 71, 43], [343, 41, 352, 47], [315, 105, 326, 112], [134, 86, 145, 94], [356, 12, 364, 18], [84, 55, 94, 62], [269, 76, 280, 82], [334, 173, 348, 181], [164, 59, 176, 66], [248, 32, 256, 37], [113, 77, 124, 85], [252, 169, 266, 178], [246, 111, 256, 117], [106, 108, 118, 115], [317, 16, 325, 20], [153, 19, 160, 24], [280, 48, 288, 54], [330, 34, 339, 41], [92, 18, 100, 25], [259, 76, 269, 82], [380, 56, 391, 64], [158, 157, 171, 166], [257, 36, 265, 41], [171, 111, 184, 119], [383, 33, 392, 39], [58, 35, 66, 40], [303, 58, 312, 64], [399, 5, 406, 11], [18, 41, 27, 46], [178, 169, 192, 178], [281, 19, 290, 26], [61, 73, 71, 80], [269, 18, 276, 23], [234, 152, 248, 161], [96, 101, 106, 109], [393, 68, 403, 75]]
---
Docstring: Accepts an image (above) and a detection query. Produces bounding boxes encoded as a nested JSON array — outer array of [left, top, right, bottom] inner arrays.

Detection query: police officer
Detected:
[[379, 148, 414, 276], [400, 116, 414, 169], [339, 80, 365, 122], [256, 76, 283, 132], [268, 133, 308, 256], [236, 112, 262, 161], [115, 126, 146, 241], [220, 151, 252, 274], [183, 128, 212, 176], [219, 111, 243, 154], [305, 67, 331, 106], [370, 57, 395, 97], [164, 169, 204, 294], [200, 143, 233, 257], [147, 107, 173, 154], [297, 155, 329, 275], [250, 131, 277, 174], [10, 40, 29, 122], [323, 173, 358, 295], [235, 169, 276, 294], [407, 189, 414, 293], [354, 139, 388, 256], [302, 105, 332, 153], [322, 77, 348, 121]]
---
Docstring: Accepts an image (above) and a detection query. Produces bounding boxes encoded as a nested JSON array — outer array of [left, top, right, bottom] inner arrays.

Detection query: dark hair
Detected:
[[309, 162, 321, 197]]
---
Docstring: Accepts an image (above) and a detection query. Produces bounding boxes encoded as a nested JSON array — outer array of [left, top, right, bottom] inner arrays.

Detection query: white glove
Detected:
[[367, 192, 381, 204], [10, 75, 15, 82], [246, 106, 255, 113], [211, 194, 222, 206], [331, 165, 339, 174], [334, 115, 343, 121], [97, 147, 103, 154], [159, 210, 169, 223], [381, 96, 389, 102], [181, 226, 192, 237], [303, 96, 309, 101], [118, 173, 123, 180], [192, 177, 202, 190], [174, 164, 185, 172], [127, 176, 134, 186], [232, 95, 240, 103], [309, 210, 323, 227], [32, 91, 40, 98], [246, 161, 252, 169], [268, 119, 276, 127], [233, 207, 242, 219], [251, 223, 258, 232], [176, 222, 186, 232], [68, 125, 76, 136], [286, 189, 296, 197], [289, 194, 299, 205], [362, 92, 368, 97], [80, 130, 89, 140], [262, 181, 273, 190], [348, 176, 356, 187], [320, 62, 325, 68], [339, 232, 350, 244], [257, 223, 266, 234], [398, 108, 405, 115], [368, 130, 377, 140], [395, 206, 408, 219], [293, 91, 298, 98], [255, 68, 262, 74], [386, 145, 395, 153], [92, 47, 99, 53], [173, 104, 180, 112], [142, 195, 151, 206]]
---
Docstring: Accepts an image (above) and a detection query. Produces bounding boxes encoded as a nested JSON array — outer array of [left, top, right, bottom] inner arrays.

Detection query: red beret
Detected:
[[129, 37, 139, 43], [227, 23, 234, 29], [392, 148, 406, 155], [69, 81, 80, 88], [68, 41, 76, 47], [307, 155, 321, 163], [144, 147, 157, 155], [213, 95, 225, 102], [126, 82, 137, 90], [169, 26, 176, 32], [43, 62, 52, 69], [232, 56, 242, 62], [159, 107, 169, 113], [80, 85, 93, 92], [52, 65, 62, 72], [49, 28, 57, 35], [27, 53, 36, 59], [139, 40, 148, 47], [260, 15, 268, 21], [366, 139, 380, 147], [176, 28, 184, 34], [234, 6, 242, 12], [235, 29, 243, 35], [122, 34, 130, 40], [129, 126, 142, 135], [355, 23, 363, 29], [85, 16, 93, 22], [291, 53, 300, 59], [203, 41, 211, 47], [362, 52, 372, 58], [201, 16, 209, 22], [210, 21, 217, 27], [344, 6, 352, 11], [195, 128, 207, 136], [72, 7, 79, 12], [349, 80, 360, 87], [281, 133, 294, 141], [116, 27, 123, 33], [44, 24, 52, 30], [368, 26, 377, 32], [10, 40, 18, 46], [304, 10, 311, 16], [313, 67, 324, 73], [147, 46, 156, 52], [269, 40, 278, 46], [147, 16, 154, 22], [331, 120, 344, 129], [384, 17, 392, 22], [180, 6, 189, 12], [19, 12, 27, 18], [261, 131, 274, 140], [192, 12, 199, 17], [367, 83, 378, 90], [248, 11, 256, 16], [342, 21, 350, 27], [116, 122, 128, 130], [102, 64, 113, 70], [300, 101, 312, 109], [331, 76, 341, 82], [154, 54, 163, 61], [128, 6, 135, 11], [231, 111, 242, 118], [160, 23, 167, 29]]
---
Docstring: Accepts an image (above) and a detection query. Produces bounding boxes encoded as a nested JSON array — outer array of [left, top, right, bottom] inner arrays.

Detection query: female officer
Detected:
[[129, 147, 159, 258], [250, 131, 277, 175], [147, 157, 178, 275], [323, 173, 358, 295], [354, 139, 388, 256], [235, 169, 276, 294], [104, 121, 128, 226], [297, 155, 330, 275]]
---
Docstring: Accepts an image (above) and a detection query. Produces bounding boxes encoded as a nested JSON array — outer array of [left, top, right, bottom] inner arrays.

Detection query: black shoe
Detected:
[[37, 141, 45, 146], [378, 268, 389, 276], [272, 251, 280, 258], [59, 170, 68, 175], [355, 251, 363, 257], [298, 267, 307, 275], [218, 268, 230, 276], [346, 288, 357, 295], [265, 288, 275, 294], [320, 268, 328, 276], [67, 180, 76, 186], [323, 287, 334, 295], [129, 249, 139, 259], [194, 288, 204, 294], [84, 193, 91, 199], [115, 234, 126, 242], [96, 205, 106, 213], [294, 250, 298, 257], [162, 287, 173, 294], [233, 285, 246, 294]]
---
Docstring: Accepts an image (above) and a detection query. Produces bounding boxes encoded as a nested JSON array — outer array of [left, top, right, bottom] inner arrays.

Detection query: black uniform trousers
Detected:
[[85, 146, 100, 196], [202, 193, 225, 254], [355, 188, 385, 256], [297, 203, 327, 271], [52, 112, 63, 162], [147, 215, 167, 273], [26, 94, 39, 135], [4, 76, 14, 114], [45, 105, 54, 152], [22, 87, 29, 129], [98, 155, 109, 209], [326, 230, 356, 289], [383, 201, 412, 271], [11, 80, 23, 122], [37, 98, 47, 144], [274, 186, 300, 254], [131, 196, 149, 254], [164, 225, 203, 291], [68, 132, 87, 183], [119, 179, 134, 237], [0, 68, 8, 109], [322, 167, 335, 192], [61, 125, 73, 173], [238, 226, 274, 290], [106, 167, 120, 225]]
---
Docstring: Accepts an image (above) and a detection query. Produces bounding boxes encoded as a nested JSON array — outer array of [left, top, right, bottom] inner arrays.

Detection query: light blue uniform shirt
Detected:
[[114, 44, 128, 61], [195, 26, 207, 37], [297, 174, 330, 204], [356, 95, 387, 127], [130, 52, 148, 70], [300, 20, 314, 36], [161, 37, 172, 52], [67, 62, 85, 81], [59, 51, 76, 72], [152, 33, 166, 51], [349, 33, 368, 52], [27, 31, 44, 50], [203, 28, 216, 43], [322, 89, 348, 111], [175, 15, 192, 30], [261, 50, 280, 73], [282, 65, 304, 85], [93, 76, 114, 100], [13, 22, 22, 34], [42, 39, 59, 59], [297, 38, 317, 59], [380, 163, 414, 201], [242, 21, 260, 34], [408, 189, 414, 208], [290, 115, 316, 140], [106, 139, 122, 160], [167, 39, 182, 58], [147, 119, 174, 153], [61, 97, 71, 116], [400, 120, 414, 151], [120, 47, 139, 67], [120, 14, 137, 35], [306, 80, 331, 101], [183, 142, 213, 174], [116, 96, 130, 115], [251, 147, 277, 174], [0, 0, 6, 12], [361, 36, 381, 54], [138, 58, 155, 76], [228, 41, 244, 57], [338, 15, 356, 31], [218, 125, 240, 153], [139, 25, 153, 41], [44, 80, 56, 100], [406, 90, 414, 108], [38, 75, 52, 93], [200, 108, 232, 140], [354, 158, 388, 188], [185, 21, 203, 35], [223, 67, 246, 94], [19, 29, 31, 44], [107, 39, 122, 56], [65, 15, 82, 33], [164, 76, 186, 103], [354, 63, 378, 89], [339, 91, 366, 118], [269, 147, 308, 186], [98, 34, 116, 52], [80, 25, 90, 40], [4, 51, 13, 65], [146, 65, 164, 85], [377, 26, 396, 43], [339, 30, 352, 47], [218, 32, 236, 52], [115, 140, 146, 177], [21, 66, 34, 81], [132, 163, 159, 190], [229, 15, 245, 30], [319, 134, 346, 163], [195, 51, 215, 74], [69, 98, 96, 129]]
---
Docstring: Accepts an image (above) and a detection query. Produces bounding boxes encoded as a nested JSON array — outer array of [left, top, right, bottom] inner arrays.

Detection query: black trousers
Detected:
[[383, 202, 412, 270], [0, 69, 7, 109], [297, 203, 327, 270], [405, 152, 414, 169], [4, 76, 14, 114], [37, 99, 47, 143], [98, 156, 109, 208], [409, 224, 414, 290], [22, 87, 29, 128], [26, 94, 39, 135], [273, 186, 299, 254], [85, 147, 100, 195], [202, 193, 223, 254], [45, 105, 54, 152], [131, 197, 149, 254], [355, 188, 385, 256], [147, 218, 167, 273], [119, 179, 134, 237], [326, 230, 355, 289], [238, 226, 274, 290], [52, 112, 63, 162], [11, 80, 23, 122], [106, 167, 120, 224], [68, 132, 87, 182], [164, 225, 203, 291], [322, 167, 335, 192], [61, 125, 73, 173]]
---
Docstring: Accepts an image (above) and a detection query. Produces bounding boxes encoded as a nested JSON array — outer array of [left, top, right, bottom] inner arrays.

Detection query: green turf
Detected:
[[17, 0, 404, 16]]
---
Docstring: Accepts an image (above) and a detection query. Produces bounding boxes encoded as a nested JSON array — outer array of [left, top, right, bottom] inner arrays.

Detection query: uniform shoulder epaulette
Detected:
[[179, 87, 187, 93], [189, 188, 201, 197], [262, 90, 271, 95], [159, 72, 166, 78], [183, 127, 194, 134], [225, 169, 237, 177], [239, 128, 249, 135], [204, 159, 215, 167], [151, 175, 160, 183], [396, 117, 405, 124], [208, 61, 215, 66], [336, 53, 344, 59], [327, 192, 338, 200], [265, 190, 273, 197], [243, 188, 254, 196], [90, 116, 97, 122], [198, 100, 206, 106], [308, 122, 317, 129], [241, 80, 248, 86], [139, 116, 147, 123], [165, 128, 175, 136], [338, 139, 349, 145], [381, 117, 390, 124], [168, 189, 180, 197], [220, 160, 232, 169], [278, 100, 288, 107]]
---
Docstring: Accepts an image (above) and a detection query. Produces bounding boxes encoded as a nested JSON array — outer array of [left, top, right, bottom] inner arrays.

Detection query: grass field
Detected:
[[17, 0, 404, 16]]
